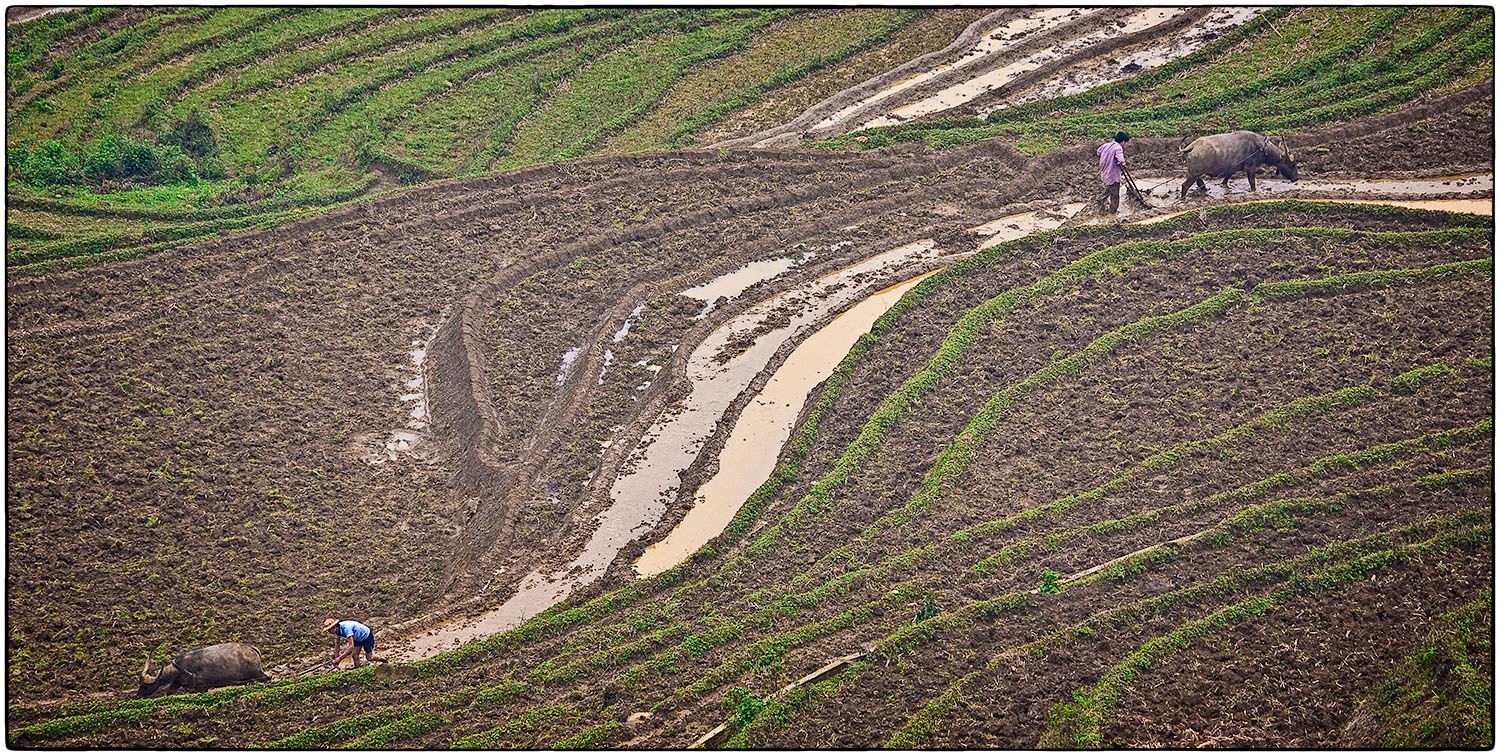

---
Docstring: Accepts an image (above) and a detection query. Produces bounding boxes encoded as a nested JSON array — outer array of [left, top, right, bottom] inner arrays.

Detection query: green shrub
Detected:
[[154, 146, 198, 184], [119, 140, 159, 176], [1039, 570, 1063, 594], [724, 686, 767, 727], [20, 140, 79, 185]]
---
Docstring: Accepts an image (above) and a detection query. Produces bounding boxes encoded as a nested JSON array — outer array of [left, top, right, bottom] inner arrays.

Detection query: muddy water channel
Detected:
[[1131, 172, 1494, 205], [866, 7, 1193, 127], [635, 204, 1085, 575], [390, 207, 1083, 659], [633, 271, 938, 575], [393, 180, 1490, 659], [986, 7, 1266, 114], [1140, 197, 1493, 225], [811, 7, 1102, 134]]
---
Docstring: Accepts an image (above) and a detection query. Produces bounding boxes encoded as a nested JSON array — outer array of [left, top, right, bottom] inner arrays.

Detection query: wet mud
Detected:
[[6, 75, 1494, 732]]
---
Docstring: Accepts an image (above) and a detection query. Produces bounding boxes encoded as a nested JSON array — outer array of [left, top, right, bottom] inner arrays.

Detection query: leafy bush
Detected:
[[724, 686, 768, 727], [84, 134, 128, 180], [20, 140, 79, 186], [119, 140, 159, 176], [1039, 570, 1063, 594], [154, 145, 198, 184]]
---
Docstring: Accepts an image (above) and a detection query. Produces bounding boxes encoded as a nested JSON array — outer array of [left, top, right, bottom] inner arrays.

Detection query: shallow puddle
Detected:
[[555, 345, 584, 386], [866, 8, 1189, 128], [811, 8, 1099, 133], [987, 7, 1266, 114], [1136, 196, 1494, 225], [366, 327, 438, 465], [1131, 172, 1493, 204], [679, 251, 815, 317], [1126, 173, 1495, 224], [972, 203, 1088, 250]]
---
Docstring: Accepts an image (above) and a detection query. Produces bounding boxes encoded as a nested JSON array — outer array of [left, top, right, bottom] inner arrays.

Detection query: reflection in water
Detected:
[[865, 8, 1189, 128], [812, 7, 1099, 132], [635, 203, 1086, 576], [634, 271, 940, 575]]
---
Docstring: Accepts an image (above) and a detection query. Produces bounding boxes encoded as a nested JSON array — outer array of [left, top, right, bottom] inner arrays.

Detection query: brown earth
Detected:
[[4, 77, 1493, 752]]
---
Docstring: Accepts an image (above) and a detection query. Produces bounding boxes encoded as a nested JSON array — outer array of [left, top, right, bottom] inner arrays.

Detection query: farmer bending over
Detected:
[[1097, 131, 1130, 215], [324, 617, 383, 668]]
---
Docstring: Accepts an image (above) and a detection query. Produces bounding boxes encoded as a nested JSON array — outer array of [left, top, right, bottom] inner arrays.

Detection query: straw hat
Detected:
[[322, 617, 338, 633]]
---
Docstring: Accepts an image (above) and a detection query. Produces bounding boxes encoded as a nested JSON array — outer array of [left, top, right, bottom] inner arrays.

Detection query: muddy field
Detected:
[[5, 10, 1496, 747]]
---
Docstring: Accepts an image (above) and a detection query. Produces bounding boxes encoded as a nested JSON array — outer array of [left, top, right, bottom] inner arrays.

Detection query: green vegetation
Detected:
[[1039, 524, 1491, 748], [4, 7, 961, 272], [820, 7, 1494, 153], [1351, 591, 1494, 747], [887, 512, 1492, 748], [606, 9, 922, 152], [8, 201, 1492, 748]]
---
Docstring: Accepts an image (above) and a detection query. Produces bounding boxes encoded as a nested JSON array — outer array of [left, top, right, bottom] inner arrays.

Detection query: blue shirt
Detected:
[[336, 620, 371, 643]]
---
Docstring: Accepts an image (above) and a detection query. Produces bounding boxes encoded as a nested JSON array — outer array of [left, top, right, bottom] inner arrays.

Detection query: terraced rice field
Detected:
[[4, 7, 985, 273], [6, 4, 1495, 750]]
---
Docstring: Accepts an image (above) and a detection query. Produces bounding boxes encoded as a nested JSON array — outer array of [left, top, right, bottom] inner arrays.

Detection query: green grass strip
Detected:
[[262, 706, 413, 749], [555, 260, 1475, 698], [432, 217, 1490, 687], [748, 227, 1488, 558], [1038, 522, 1493, 748], [739, 510, 1491, 749], [661, 9, 922, 148], [885, 510, 1493, 748], [657, 448, 1488, 742], [1353, 589, 1494, 748], [450, 704, 575, 749], [338, 711, 446, 749]]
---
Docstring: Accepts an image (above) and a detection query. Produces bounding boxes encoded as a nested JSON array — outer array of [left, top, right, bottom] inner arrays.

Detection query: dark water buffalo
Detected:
[[1180, 130, 1298, 197], [137, 642, 270, 697]]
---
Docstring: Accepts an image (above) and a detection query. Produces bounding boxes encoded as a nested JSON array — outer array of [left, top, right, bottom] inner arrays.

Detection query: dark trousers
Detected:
[[1101, 182, 1121, 213]]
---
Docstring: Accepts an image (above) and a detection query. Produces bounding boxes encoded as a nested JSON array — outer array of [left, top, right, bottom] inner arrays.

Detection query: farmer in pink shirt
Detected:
[[1097, 131, 1130, 215]]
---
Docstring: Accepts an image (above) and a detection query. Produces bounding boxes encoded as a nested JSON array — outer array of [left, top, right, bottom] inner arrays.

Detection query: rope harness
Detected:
[[1142, 143, 1270, 195], [1110, 139, 1280, 200]]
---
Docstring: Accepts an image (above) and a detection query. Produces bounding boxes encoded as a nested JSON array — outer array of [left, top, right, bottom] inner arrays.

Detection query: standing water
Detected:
[[633, 270, 940, 575], [635, 204, 1085, 576], [390, 203, 1104, 655]]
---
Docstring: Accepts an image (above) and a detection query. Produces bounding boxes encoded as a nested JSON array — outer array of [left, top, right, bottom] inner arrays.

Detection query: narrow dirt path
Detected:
[[6, 6, 80, 24]]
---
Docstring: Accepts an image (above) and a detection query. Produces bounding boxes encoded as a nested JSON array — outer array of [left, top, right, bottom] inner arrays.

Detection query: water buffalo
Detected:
[[137, 642, 271, 698], [1180, 130, 1298, 198]]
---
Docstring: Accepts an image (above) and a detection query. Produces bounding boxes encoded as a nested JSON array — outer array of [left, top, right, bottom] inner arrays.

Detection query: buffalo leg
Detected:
[[1181, 175, 1206, 199], [1245, 167, 1257, 191]]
